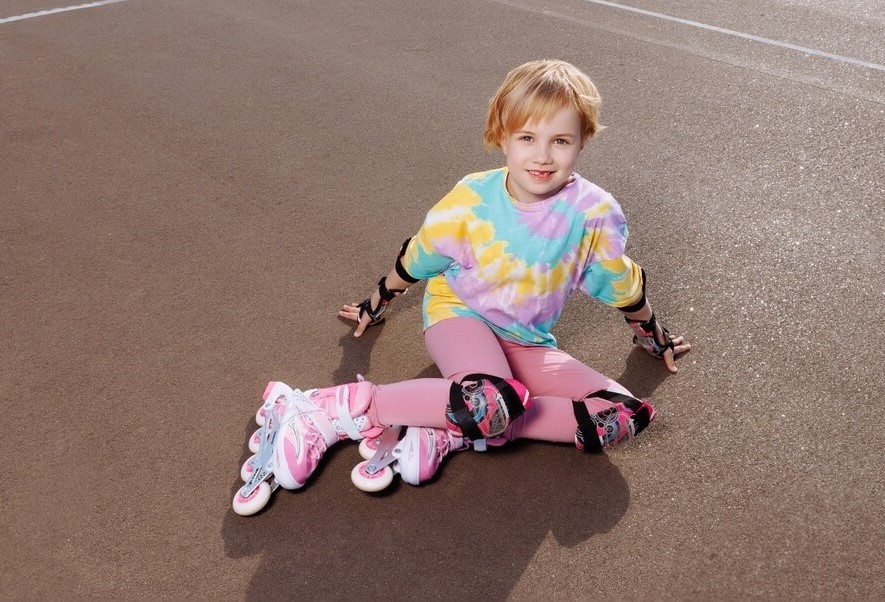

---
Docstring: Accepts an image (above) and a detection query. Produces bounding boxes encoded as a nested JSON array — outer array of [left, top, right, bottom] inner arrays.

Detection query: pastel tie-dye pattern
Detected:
[[402, 168, 643, 347]]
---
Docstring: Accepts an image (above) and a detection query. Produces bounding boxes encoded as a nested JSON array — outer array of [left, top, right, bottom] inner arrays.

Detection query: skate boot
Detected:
[[272, 381, 383, 490], [351, 426, 467, 492], [233, 381, 299, 516], [574, 391, 656, 453]]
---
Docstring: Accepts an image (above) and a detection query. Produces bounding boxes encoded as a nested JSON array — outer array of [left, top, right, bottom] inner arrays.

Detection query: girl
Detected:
[[233, 59, 690, 515]]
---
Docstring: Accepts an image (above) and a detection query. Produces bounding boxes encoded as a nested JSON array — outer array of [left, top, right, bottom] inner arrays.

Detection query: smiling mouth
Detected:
[[528, 170, 554, 180]]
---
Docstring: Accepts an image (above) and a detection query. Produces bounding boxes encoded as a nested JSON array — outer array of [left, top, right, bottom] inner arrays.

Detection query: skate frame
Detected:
[[363, 425, 404, 475], [241, 399, 284, 498]]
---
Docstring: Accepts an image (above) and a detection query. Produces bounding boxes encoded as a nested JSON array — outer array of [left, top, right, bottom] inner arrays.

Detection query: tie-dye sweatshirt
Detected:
[[400, 168, 644, 347]]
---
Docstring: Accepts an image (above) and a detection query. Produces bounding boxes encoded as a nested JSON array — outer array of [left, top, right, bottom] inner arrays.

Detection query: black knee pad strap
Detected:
[[448, 385, 485, 442]]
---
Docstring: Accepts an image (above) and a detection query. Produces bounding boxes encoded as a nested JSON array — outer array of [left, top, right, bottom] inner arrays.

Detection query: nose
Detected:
[[534, 144, 552, 164]]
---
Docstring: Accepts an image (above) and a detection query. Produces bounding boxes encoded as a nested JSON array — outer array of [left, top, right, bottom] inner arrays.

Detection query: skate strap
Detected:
[[335, 386, 363, 440]]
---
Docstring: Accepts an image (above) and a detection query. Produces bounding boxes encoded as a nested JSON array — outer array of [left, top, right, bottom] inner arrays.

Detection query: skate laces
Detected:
[[433, 429, 465, 462], [301, 428, 329, 463], [430, 431, 450, 464]]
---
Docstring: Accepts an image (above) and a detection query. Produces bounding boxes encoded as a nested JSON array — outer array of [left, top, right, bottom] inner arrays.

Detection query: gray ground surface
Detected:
[[2, 0, 883, 598]]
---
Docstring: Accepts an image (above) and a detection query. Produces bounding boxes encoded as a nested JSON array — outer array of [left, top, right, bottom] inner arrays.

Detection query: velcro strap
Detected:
[[395, 237, 420, 284], [356, 277, 406, 325], [629, 403, 653, 434], [448, 383, 484, 441], [626, 313, 675, 358], [572, 401, 603, 453], [334, 386, 363, 440], [377, 277, 406, 303], [585, 389, 640, 406], [357, 297, 386, 325]]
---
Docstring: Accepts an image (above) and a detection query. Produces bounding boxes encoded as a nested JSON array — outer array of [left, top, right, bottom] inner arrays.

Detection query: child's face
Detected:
[[501, 105, 584, 204]]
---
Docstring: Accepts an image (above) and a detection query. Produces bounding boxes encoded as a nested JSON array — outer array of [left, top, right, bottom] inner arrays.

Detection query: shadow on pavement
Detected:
[[223, 325, 639, 597], [222, 433, 630, 598], [617, 347, 677, 399]]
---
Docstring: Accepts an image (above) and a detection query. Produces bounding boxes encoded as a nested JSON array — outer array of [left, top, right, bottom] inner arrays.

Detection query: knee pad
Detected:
[[573, 390, 655, 453], [445, 374, 530, 444]]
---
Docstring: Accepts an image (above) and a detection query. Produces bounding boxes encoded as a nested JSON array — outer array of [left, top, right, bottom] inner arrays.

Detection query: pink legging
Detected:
[[371, 317, 633, 443]]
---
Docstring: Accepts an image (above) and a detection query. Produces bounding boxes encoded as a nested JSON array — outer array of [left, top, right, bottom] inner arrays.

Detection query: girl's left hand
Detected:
[[338, 291, 380, 337], [626, 314, 691, 373], [661, 331, 691, 373]]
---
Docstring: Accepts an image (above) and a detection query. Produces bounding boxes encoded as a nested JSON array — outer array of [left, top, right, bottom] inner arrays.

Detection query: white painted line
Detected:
[[0, 0, 131, 25], [582, 0, 885, 72]]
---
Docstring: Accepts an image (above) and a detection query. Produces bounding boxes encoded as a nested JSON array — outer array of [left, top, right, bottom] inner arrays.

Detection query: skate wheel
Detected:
[[232, 481, 272, 516], [240, 455, 257, 482], [255, 406, 266, 427], [248, 428, 262, 453], [351, 460, 394, 492], [358, 437, 382, 461]]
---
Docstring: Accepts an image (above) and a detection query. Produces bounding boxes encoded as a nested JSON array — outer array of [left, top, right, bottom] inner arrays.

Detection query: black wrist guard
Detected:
[[625, 313, 674, 359], [357, 277, 406, 326]]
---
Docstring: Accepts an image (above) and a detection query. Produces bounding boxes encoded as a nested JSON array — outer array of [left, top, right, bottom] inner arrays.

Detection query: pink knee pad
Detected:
[[444, 374, 531, 444], [573, 390, 655, 453]]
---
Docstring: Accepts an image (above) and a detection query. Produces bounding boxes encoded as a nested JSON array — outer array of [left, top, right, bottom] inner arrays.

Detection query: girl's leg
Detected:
[[424, 316, 515, 382], [370, 378, 453, 428], [501, 340, 631, 402], [498, 341, 648, 445], [361, 317, 526, 484], [378, 317, 638, 445], [370, 316, 516, 427], [267, 318, 529, 491]]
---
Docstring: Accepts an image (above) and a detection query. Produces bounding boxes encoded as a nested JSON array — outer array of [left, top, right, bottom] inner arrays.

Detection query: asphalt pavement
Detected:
[[1, 0, 883, 598]]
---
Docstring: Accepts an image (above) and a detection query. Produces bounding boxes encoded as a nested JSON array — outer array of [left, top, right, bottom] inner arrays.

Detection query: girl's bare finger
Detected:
[[663, 348, 678, 373], [673, 342, 692, 357], [353, 314, 373, 337]]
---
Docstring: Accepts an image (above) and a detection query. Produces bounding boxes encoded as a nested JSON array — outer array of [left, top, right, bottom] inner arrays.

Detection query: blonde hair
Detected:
[[483, 59, 603, 151]]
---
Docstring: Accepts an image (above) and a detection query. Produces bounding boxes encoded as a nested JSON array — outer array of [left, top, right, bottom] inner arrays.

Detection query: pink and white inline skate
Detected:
[[233, 379, 382, 516], [351, 425, 467, 492], [232, 382, 296, 516]]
